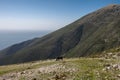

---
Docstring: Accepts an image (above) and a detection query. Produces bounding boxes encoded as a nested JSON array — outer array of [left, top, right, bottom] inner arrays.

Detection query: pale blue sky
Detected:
[[0, 0, 120, 31]]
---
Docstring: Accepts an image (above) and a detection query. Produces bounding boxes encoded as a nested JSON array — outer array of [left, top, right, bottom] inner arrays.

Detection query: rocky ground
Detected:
[[0, 61, 78, 80], [0, 52, 120, 80]]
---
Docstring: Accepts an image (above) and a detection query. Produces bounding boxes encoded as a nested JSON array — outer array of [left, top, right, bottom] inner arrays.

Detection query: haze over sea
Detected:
[[0, 30, 51, 50]]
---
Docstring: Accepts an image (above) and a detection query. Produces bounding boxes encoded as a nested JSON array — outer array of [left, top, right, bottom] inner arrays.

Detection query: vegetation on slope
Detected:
[[0, 4, 120, 65]]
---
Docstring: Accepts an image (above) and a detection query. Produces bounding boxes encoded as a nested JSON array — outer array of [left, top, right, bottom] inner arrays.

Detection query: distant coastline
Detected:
[[0, 30, 51, 50]]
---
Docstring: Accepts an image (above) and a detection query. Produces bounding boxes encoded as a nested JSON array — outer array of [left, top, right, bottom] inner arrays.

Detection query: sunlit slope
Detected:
[[0, 50, 120, 80]]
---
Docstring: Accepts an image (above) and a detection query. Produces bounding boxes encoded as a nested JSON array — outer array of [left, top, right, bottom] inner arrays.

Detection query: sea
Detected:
[[0, 30, 52, 50]]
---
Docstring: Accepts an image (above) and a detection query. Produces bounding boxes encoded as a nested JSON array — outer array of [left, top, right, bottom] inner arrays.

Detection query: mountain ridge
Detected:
[[0, 4, 120, 65]]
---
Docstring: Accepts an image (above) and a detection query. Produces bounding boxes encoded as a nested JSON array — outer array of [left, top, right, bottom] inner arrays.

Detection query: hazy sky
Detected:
[[0, 0, 120, 31]]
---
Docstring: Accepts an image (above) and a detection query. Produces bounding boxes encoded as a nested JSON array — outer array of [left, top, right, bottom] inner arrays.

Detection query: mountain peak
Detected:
[[108, 4, 119, 6], [104, 4, 120, 9]]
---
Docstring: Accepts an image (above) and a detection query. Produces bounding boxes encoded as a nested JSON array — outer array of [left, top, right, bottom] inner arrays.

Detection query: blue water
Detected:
[[0, 30, 51, 50]]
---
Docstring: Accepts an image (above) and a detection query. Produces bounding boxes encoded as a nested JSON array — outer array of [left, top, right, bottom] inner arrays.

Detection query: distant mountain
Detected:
[[0, 4, 120, 65]]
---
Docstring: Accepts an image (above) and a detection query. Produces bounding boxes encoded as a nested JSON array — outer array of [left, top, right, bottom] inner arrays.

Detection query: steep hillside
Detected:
[[0, 4, 120, 65]]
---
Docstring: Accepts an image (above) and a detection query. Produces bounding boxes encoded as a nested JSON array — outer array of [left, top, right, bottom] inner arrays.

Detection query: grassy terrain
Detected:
[[0, 60, 56, 76], [0, 55, 119, 80]]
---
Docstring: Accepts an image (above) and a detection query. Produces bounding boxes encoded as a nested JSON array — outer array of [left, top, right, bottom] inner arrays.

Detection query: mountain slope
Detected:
[[0, 4, 120, 65]]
